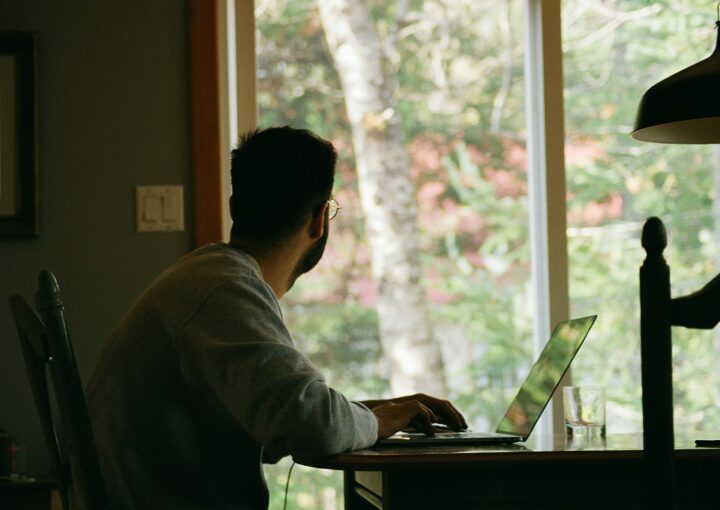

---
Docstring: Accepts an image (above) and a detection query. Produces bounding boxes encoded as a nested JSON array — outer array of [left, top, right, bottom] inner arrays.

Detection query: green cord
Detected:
[[282, 461, 296, 510]]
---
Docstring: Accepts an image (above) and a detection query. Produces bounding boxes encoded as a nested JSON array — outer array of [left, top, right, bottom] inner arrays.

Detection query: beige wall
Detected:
[[0, 0, 193, 475]]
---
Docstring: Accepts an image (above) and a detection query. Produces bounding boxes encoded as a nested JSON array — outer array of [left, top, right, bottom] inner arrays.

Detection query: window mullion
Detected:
[[524, 0, 570, 437]]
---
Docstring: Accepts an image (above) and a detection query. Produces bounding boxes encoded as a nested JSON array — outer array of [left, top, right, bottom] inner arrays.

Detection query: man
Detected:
[[77, 126, 466, 509]]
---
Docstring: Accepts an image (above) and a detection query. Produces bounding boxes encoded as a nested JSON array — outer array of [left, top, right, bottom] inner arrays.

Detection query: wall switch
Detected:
[[136, 186, 185, 232]]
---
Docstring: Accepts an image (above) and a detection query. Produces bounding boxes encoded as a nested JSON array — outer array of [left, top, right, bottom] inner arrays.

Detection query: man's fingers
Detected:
[[372, 400, 445, 438], [374, 394, 469, 438], [424, 398, 467, 430], [442, 402, 468, 430], [407, 401, 436, 435], [404, 393, 467, 429]]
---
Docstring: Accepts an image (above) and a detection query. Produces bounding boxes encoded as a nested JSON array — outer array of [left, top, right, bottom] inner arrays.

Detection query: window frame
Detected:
[[188, 0, 225, 246], [524, 0, 570, 436]]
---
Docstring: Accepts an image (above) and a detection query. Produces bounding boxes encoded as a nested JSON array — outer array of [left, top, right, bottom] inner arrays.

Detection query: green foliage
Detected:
[[563, 0, 720, 432], [266, 458, 343, 510], [281, 302, 390, 399]]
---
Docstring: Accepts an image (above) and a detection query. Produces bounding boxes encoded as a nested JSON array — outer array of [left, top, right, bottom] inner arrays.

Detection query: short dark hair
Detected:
[[230, 126, 336, 247]]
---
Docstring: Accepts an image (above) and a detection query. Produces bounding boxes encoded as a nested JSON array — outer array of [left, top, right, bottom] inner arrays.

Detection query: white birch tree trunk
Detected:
[[317, 0, 448, 396]]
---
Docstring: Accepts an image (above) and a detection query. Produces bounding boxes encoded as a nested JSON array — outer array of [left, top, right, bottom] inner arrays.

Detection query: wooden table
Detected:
[[298, 433, 720, 509], [0, 477, 61, 510]]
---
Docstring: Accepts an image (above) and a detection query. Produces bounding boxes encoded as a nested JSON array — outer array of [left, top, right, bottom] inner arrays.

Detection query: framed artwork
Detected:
[[0, 32, 38, 237]]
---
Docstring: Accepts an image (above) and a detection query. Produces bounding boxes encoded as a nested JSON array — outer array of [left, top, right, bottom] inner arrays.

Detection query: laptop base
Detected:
[[376, 431, 522, 447]]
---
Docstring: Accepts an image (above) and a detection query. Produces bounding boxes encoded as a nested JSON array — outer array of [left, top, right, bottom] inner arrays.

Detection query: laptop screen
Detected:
[[495, 315, 597, 439]]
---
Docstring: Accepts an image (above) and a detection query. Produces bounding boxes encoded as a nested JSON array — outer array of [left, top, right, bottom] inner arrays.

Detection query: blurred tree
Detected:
[[316, 0, 447, 396]]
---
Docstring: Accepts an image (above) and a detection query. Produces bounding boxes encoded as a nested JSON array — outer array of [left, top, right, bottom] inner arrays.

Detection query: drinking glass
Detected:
[[563, 386, 606, 437]]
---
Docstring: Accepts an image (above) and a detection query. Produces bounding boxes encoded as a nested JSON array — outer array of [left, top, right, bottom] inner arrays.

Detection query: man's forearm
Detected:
[[360, 394, 421, 409], [358, 399, 387, 409]]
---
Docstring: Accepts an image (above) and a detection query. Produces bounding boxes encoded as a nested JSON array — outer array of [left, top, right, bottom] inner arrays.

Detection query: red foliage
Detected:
[[502, 139, 528, 170], [567, 192, 624, 226], [565, 138, 605, 167], [483, 168, 526, 197], [427, 287, 457, 305], [303, 133, 536, 304], [349, 277, 378, 307], [417, 181, 446, 202], [408, 135, 452, 180]]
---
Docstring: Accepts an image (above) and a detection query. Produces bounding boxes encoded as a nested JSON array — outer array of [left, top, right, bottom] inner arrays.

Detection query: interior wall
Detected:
[[0, 0, 193, 476]]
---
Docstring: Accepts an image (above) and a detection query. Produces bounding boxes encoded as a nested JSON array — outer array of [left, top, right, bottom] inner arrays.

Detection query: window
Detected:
[[250, 1, 564, 508], [563, 0, 720, 434], [207, 0, 720, 507]]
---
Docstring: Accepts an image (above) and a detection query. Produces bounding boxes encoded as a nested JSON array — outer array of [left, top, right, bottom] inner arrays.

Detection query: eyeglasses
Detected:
[[327, 197, 341, 220]]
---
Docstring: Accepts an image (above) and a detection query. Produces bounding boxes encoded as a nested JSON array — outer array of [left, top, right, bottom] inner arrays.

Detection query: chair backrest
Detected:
[[8, 270, 108, 510], [639, 217, 720, 509], [639, 217, 676, 508]]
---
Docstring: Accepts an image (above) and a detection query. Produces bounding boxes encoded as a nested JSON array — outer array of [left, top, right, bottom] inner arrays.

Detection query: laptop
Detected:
[[376, 315, 597, 446]]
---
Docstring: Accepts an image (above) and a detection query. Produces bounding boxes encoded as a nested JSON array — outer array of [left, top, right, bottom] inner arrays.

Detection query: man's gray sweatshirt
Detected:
[[74, 243, 378, 509]]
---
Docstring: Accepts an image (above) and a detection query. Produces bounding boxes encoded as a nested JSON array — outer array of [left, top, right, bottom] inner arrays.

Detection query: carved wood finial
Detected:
[[36, 269, 62, 311], [641, 216, 667, 255]]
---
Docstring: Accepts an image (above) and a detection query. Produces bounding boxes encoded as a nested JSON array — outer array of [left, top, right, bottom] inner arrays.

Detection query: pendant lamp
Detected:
[[631, 19, 720, 144]]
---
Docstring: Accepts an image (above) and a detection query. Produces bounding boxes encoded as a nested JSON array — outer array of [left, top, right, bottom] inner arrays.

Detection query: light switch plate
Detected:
[[136, 185, 185, 232]]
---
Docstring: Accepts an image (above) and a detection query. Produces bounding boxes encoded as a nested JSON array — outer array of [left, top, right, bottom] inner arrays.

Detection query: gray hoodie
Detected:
[[73, 243, 377, 509]]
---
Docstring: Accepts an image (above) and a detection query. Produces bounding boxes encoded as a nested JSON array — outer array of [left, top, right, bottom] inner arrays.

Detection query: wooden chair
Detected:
[[8, 270, 108, 509], [640, 217, 720, 509]]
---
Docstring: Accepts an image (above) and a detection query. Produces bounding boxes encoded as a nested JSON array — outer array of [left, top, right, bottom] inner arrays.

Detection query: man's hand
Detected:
[[365, 394, 468, 439]]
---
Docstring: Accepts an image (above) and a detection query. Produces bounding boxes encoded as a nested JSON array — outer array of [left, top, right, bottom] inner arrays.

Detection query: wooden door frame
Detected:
[[188, 0, 257, 247], [188, 0, 224, 247]]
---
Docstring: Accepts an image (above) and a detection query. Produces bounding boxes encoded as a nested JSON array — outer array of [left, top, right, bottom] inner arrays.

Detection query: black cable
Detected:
[[282, 461, 296, 510]]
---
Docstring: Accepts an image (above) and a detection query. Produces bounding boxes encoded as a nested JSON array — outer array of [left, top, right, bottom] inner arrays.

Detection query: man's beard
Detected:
[[289, 215, 329, 287]]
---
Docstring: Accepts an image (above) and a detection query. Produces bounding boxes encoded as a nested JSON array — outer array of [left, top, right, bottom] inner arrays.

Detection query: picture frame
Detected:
[[0, 32, 38, 238]]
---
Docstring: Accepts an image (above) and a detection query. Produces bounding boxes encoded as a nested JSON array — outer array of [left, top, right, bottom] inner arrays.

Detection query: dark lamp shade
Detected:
[[631, 27, 720, 144]]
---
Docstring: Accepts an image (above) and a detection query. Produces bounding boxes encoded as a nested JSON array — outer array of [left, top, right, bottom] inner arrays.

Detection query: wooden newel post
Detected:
[[640, 217, 676, 509]]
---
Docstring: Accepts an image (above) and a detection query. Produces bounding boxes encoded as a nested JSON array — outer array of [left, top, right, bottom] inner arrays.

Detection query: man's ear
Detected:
[[229, 195, 236, 222], [308, 203, 328, 240]]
